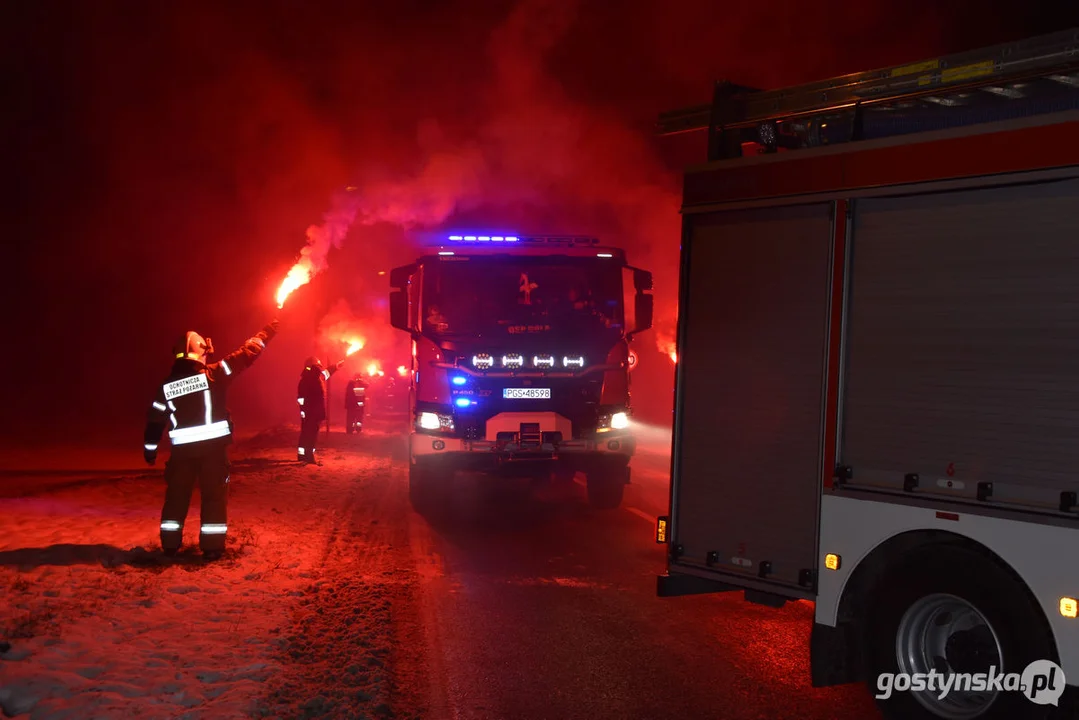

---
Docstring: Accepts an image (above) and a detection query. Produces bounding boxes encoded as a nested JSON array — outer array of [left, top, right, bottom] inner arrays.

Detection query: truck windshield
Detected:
[[422, 257, 623, 339]]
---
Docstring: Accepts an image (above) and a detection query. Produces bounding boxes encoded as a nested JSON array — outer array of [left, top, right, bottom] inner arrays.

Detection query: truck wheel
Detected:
[[863, 545, 1057, 720], [553, 466, 577, 483], [409, 463, 452, 511], [585, 464, 628, 510]]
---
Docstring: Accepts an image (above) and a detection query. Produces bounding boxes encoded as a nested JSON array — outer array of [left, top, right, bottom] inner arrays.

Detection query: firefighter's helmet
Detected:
[[305, 356, 322, 370], [173, 331, 214, 364]]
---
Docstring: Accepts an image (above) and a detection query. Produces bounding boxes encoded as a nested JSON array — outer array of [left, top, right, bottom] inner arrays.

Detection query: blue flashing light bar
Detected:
[[447, 234, 518, 242], [451, 376, 467, 386], [454, 397, 472, 408]]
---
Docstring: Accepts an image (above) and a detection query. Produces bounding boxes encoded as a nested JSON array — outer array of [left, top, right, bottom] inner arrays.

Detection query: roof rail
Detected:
[[658, 28, 1079, 155]]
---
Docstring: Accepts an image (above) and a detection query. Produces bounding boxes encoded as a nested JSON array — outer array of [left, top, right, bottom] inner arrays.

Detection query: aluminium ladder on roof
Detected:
[[657, 27, 1079, 160]]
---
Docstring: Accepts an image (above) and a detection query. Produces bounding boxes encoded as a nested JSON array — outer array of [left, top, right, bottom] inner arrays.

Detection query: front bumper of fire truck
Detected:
[[409, 409, 635, 470]]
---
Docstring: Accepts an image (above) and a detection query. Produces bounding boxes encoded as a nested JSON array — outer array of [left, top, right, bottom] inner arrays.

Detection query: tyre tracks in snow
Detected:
[[252, 433, 457, 720]]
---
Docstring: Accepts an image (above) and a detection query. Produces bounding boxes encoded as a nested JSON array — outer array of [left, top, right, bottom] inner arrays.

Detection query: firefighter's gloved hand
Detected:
[[262, 318, 280, 339], [336, 359, 345, 370], [144, 448, 157, 466]]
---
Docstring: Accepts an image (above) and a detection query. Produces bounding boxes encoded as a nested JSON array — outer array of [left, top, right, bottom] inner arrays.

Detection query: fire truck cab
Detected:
[[389, 234, 653, 510]]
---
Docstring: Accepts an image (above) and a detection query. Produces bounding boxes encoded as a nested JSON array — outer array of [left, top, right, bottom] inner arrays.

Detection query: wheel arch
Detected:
[[833, 529, 1059, 681]]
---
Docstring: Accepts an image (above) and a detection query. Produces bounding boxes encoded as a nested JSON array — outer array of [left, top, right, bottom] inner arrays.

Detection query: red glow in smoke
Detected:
[[289, 0, 685, 372], [276, 0, 991, 419], [317, 299, 407, 379]]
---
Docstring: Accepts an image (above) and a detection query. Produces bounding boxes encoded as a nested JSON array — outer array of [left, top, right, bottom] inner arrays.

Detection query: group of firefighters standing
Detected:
[[142, 317, 374, 560]]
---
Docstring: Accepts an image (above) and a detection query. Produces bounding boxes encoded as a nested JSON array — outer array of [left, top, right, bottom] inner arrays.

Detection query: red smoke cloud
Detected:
[[7, 0, 1040, 442], [285, 0, 1029, 419], [287, 0, 683, 419], [316, 299, 408, 377]]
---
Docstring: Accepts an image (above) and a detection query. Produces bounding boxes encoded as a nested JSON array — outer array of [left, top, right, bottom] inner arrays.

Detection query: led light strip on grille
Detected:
[[470, 353, 585, 369]]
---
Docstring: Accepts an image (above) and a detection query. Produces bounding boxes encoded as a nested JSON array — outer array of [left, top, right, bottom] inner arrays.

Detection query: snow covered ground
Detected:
[[1, 418, 882, 720], [0, 423, 427, 720]]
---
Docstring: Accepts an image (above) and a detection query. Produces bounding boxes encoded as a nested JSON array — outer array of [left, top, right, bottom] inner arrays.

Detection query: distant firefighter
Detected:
[[344, 373, 369, 434], [143, 319, 279, 560], [297, 357, 344, 464]]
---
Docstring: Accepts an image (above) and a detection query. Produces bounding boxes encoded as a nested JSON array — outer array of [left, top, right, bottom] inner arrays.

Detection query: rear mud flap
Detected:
[[656, 571, 738, 597]]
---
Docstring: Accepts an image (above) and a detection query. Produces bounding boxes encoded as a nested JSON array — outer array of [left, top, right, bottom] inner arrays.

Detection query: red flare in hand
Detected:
[[276, 261, 313, 309]]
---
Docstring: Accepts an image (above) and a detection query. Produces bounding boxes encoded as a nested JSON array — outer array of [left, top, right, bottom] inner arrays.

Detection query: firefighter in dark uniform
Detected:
[[143, 319, 278, 560], [297, 357, 344, 464], [344, 373, 368, 434]]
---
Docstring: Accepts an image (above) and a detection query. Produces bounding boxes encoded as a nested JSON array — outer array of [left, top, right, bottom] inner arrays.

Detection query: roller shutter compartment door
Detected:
[[842, 178, 1079, 505], [675, 203, 833, 588]]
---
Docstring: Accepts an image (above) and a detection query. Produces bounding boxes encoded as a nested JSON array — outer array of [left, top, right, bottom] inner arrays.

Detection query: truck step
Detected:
[[519, 422, 542, 448]]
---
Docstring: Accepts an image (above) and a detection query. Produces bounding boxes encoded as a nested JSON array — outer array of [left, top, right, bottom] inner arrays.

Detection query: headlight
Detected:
[[472, 354, 493, 369], [417, 412, 454, 432], [563, 355, 585, 368], [502, 354, 524, 368], [597, 409, 631, 432]]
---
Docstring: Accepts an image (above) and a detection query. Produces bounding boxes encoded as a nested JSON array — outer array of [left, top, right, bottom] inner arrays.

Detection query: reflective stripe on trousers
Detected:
[[199, 522, 227, 552], [160, 520, 183, 550], [161, 442, 230, 553]]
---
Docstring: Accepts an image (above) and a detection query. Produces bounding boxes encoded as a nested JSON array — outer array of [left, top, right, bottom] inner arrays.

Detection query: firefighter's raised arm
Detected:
[[210, 318, 279, 381], [143, 385, 169, 465]]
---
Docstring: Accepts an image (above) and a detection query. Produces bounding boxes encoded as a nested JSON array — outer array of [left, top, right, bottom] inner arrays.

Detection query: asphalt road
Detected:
[[400, 421, 883, 720]]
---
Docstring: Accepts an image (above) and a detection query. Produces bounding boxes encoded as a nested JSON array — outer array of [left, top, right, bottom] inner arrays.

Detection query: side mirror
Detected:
[[389, 264, 416, 290], [389, 290, 409, 331], [633, 268, 653, 292], [633, 293, 653, 334]]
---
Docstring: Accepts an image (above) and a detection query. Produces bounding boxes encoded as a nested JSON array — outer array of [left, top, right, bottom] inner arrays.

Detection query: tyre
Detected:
[[553, 465, 577, 483], [527, 467, 552, 487], [864, 544, 1058, 720], [585, 463, 628, 510], [409, 462, 452, 511]]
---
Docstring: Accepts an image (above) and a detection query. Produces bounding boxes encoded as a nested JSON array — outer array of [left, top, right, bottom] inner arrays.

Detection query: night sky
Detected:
[[4, 0, 1070, 454]]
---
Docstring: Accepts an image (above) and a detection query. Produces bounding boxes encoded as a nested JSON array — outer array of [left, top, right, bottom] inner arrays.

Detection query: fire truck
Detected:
[[656, 29, 1079, 719], [388, 234, 653, 510]]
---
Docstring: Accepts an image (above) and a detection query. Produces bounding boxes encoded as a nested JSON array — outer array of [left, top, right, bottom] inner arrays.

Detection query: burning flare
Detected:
[[367, 361, 381, 377], [655, 329, 678, 365], [275, 189, 361, 308], [397, 365, 408, 377], [345, 339, 365, 356], [276, 260, 313, 308]]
